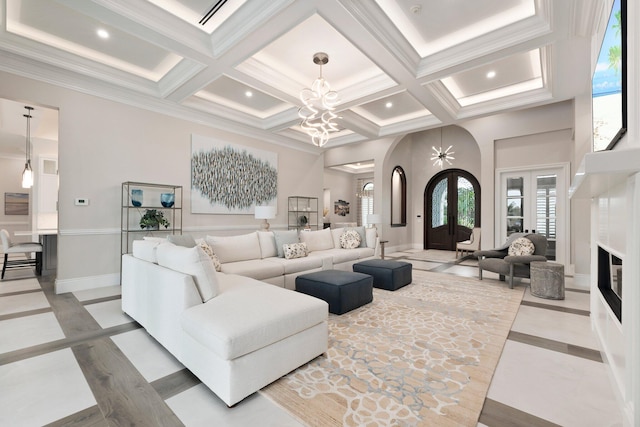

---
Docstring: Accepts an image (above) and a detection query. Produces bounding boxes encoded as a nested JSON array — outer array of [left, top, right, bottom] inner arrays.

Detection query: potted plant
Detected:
[[140, 209, 170, 230]]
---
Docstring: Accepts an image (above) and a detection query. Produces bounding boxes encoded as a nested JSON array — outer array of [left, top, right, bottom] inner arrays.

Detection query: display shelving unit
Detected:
[[121, 181, 182, 255], [288, 196, 318, 231]]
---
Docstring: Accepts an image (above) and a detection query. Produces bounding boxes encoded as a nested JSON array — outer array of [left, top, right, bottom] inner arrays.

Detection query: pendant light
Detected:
[[431, 127, 455, 169], [22, 106, 34, 189], [298, 52, 340, 147]]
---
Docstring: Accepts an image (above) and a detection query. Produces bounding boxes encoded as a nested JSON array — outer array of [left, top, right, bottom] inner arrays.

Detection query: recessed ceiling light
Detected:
[[97, 28, 110, 39], [385, 102, 393, 108], [486, 70, 496, 79], [245, 90, 253, 98]]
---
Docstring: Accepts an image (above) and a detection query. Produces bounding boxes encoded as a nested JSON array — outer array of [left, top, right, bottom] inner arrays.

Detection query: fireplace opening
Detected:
[[598, 245, 622, 322]]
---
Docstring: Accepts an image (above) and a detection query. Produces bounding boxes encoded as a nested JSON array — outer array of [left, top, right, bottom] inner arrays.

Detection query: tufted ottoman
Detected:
[[295, 270, 373, 314], [352, 259, 412, 291]]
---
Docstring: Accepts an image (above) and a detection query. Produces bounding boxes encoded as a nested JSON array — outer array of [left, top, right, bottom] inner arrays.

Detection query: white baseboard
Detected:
[[55, 273, 120, 294]]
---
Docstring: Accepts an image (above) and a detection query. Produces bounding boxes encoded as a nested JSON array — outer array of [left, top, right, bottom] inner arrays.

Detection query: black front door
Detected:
[[424, 169, 480, 250]]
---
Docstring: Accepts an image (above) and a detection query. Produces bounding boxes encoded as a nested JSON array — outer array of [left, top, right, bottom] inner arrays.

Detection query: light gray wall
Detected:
[[460, 101, 575, 250], [409, 126, 481, 246], [323, 168, 355, 224], [0, 71, 324, 290]]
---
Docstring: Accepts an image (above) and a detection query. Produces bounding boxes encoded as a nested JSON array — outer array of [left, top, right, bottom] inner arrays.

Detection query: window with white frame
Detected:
[[359, 181, 374, 227]]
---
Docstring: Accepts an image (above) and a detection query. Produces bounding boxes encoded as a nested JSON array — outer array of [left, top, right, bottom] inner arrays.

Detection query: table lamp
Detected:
[[255, 206, 276, 231]]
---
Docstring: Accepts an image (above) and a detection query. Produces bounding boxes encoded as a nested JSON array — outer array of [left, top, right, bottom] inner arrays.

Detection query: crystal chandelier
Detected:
[[298, 52, 339, 147], [430, 127, 454, 169]]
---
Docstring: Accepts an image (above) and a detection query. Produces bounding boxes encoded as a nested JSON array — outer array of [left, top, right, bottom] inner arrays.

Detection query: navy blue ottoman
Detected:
[[353, 259, 412, 291], [295, 270, 373, 315]]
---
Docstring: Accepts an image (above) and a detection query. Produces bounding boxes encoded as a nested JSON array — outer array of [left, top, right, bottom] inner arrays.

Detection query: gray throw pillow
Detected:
[[273, 230, 299, 258], [167, 234, 196, 248]]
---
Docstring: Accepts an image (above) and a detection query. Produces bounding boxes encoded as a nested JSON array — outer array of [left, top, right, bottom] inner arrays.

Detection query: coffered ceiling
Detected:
[[0, 0, 602, 153]]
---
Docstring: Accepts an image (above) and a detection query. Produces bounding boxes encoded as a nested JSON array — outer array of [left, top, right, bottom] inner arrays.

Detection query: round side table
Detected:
[[530, 261, 565, 300]]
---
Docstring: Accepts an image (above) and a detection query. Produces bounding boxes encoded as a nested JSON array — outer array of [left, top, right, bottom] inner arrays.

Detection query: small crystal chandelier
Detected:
[[298, 52, 339, 147], [430, 127, 454, 169], [22, 106, 34, 189]]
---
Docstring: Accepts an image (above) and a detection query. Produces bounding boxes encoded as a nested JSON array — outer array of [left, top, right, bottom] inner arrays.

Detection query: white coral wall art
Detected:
[[191, 134, 278, 214]]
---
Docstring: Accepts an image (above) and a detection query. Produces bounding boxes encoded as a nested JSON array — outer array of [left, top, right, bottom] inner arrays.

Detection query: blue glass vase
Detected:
[[131, 189, 143, 207], [161, 193, 175, 208]]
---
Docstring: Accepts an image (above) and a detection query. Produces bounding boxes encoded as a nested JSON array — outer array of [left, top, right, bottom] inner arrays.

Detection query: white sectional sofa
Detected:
[[208, 226, 380, 289], [121, 226, 378, 406], [121, 240, 328, 407]]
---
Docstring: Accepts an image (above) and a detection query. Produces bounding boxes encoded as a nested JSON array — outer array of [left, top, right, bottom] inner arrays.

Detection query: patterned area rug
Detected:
[[260, 270, 524, 426]]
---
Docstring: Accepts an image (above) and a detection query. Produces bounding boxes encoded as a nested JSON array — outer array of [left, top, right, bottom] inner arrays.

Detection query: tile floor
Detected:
[[0, 252, 624, 426]]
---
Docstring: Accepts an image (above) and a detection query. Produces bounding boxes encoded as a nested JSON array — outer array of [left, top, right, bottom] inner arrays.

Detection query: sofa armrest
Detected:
[[122, 254, 202, 357], [474, 250, 506, 259], [373, 236, 381, 258], [503, 255, 548, 264]]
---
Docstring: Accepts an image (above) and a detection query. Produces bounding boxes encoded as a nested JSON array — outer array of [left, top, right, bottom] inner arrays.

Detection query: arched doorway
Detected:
[[424, 169, 480, 250]]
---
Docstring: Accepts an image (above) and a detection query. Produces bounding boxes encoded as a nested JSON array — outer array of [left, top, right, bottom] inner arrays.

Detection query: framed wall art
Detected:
[[4, 192, 29, 215], [592, 0, 626, 151], [191, 134, 278, 214]]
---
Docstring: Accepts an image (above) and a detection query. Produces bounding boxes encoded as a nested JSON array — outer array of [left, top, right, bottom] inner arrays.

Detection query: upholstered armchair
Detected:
[[474, 233, 548, 288], [456, 227, 481, 258]]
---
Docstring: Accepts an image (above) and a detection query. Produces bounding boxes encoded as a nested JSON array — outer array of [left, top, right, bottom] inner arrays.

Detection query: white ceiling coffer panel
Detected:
[[0, 0, 597, 152]]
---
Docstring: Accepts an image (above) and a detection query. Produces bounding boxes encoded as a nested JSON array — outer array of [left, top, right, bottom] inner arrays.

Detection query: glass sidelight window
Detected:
[[431, 177, 448, 228]]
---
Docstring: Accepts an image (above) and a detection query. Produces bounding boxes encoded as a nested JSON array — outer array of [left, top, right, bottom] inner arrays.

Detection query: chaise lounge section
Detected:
[[121, 240, 328, 407]]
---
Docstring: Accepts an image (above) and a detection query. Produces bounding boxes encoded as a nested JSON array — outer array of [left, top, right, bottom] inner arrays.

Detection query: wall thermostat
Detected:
[[75, 198, 89, 206]]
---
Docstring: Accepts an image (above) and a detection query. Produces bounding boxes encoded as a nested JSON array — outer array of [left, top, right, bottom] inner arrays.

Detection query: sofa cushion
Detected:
[[257, 231, 277, 258], [219, 259, 284, 280], [181, 283, 328, 360], [132, 239, 161, 263], [167, 234, 196, 248], [265, 255, 324, 274], [273, 230, 299, 258], [156, 243, 219, 302], [283, 242, 308, 259], [339, 229, 361, 249], [299, 228, 334, 252], [365, 228, 377, 249], [206, 232, 261, 264], [508, 237, 535, 256], [317, 248, 361, 264]]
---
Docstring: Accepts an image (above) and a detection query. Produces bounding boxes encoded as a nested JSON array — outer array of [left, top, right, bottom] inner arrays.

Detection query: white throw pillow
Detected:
[[299, 228, 334, 252], [331, 227, 345, 248], [339, 229, 361, 249], [197, 241, 221, 272], [132, 239, 161, 263], [283, 242, 308, 259], [206, 232, 261, 264], [156, 243, 219, 302], [508, 237, 535, 256]]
